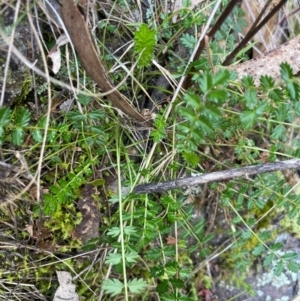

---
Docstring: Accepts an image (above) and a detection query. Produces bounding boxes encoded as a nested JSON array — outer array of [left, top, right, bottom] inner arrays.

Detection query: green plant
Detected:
[[3, 1, 300, 301]]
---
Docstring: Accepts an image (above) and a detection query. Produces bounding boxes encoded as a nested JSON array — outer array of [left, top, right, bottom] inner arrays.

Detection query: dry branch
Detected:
[[133, 159, 300, 194], [61, 0, 150, 124]]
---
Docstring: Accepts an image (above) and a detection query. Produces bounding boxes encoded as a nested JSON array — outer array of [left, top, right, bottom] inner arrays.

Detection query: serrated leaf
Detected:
[[260, 75, 275, 90], [199, 72, 213, 92], [43, 194, 58, 214], [269, 242, 283, 251], [295, 101, 300, 116], [281, 252, 298, 261], [247, 198, 254, 210], [85, 136, 94, 146], [107, 227, 120, 237], [169, 277, 184, 288], [150, 266, 165, 277], [252, 244, 265, 256], [286, 81, 300, 101], [12, 128, 24, 146], [184, 91, 201, 109], [241, 75, 255, 87], [151, 128, 166, 142], [102, 279, 124, 296], [268, 88, 283, 102], [88, 110, 105, 120], [255, 198, 266, 209], [124, 226, 137, 235], [180, 107, 197, 121], [32, 128, 43, 143], [202, 233, 214, 243], [0, 127, 4, 144], [127, 278, 147, 294], [145, 248, 161, 260], [0, 107, 11, 127], [91, 126, 105, 135], [206, 89, 227, 102], [212, 69, 230, 86], [67, 111, 86, 122], [161, 293, 176, 301], [263, 253, 275, 267], [287, 261, 300, 273], [126, 251, 140, 263], [180, 33, 196, 50], [244, 89, 258, 109], [177, 123, 191, 134], [280, 62, 293, 81], [271, 124, 286, 140], [258, 230, 271, 241], [255, 100, 268, 115], [203, 103, 221, 118], [194, 117, 213, 134], [156, 279, 169, 294], [179, 268, 192, 278], [134, 24, 156, 68], [151, 115, 166, 142], [240, 110, 256, 129], [165, 266, 177, 277], [77, 93, 92, 106], [182, 151, 199, 168], [241, 230, 252, 240], [273, 260, 284, 276], [15, 108, 31, 127], [38, 115, 47, 127], [105, 252, 122, 265]]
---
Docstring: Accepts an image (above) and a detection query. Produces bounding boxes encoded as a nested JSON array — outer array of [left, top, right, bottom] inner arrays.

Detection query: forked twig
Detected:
[[222, 0, 288, 66], [133, 159, 300, 194]]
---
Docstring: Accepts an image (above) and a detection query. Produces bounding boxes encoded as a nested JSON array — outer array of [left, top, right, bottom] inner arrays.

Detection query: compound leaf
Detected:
[[102, 279, 124, 296], [128, 278, 147, 294], [134, 24, 156, 68]]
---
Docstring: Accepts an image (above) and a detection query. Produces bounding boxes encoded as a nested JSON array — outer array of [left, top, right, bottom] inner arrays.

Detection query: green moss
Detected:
[[280, 213, 300, 238]]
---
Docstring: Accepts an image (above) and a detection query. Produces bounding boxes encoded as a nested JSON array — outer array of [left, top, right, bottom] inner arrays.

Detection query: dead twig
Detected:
[[61, 0, 150, 124], [133, 159, 300, 194], [222, 0, 288, 66]]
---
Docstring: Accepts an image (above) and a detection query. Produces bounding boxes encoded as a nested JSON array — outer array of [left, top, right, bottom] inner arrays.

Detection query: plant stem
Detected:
[[116, 125, 129, 301], [134, 159, 300, 193]]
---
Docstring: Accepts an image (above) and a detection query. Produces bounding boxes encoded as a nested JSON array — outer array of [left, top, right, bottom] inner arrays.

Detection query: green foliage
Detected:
[[176, 69, 230, 152], [180, 33, 197, 51], [0, 107, 11, 143], [102, 278, 147, 296], [4, 3, 300, 301], [151, 113, 167, 142], [134, 23, 157, 68], [182, 151, 199, 168]]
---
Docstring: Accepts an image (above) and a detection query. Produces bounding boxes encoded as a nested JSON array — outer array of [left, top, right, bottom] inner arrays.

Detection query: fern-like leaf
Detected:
[[11, 107, 31, 146], [134, 24, 156, 68], [182, 151, 199, 168], [102, 279, 124, 296], [128, 278, 147, 294]]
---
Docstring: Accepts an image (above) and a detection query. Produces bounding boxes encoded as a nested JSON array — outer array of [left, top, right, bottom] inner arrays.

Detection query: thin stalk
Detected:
[[115, 125, 129, 301]]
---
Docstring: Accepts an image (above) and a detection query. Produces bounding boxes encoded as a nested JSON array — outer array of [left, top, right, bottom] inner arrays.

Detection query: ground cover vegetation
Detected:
[[1, 0, 300, 300]]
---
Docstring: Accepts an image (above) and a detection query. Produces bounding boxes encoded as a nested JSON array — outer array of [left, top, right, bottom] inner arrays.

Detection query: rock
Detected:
[[214, 233, 300, 301], [0, 2, 39, 106]]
